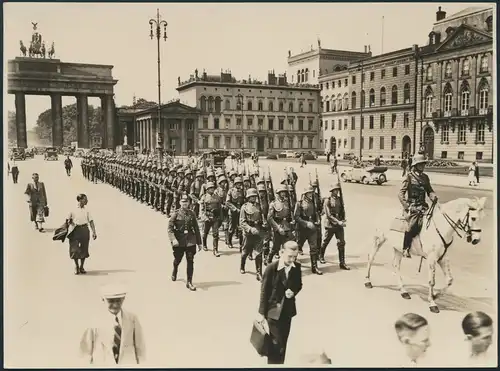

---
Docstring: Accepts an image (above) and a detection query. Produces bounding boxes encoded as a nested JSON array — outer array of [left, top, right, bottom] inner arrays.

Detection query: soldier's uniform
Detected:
[[266, 185, 295, 264], [159, 165, 169, 213], [294, 186, 323, 275], [200, 182, 223, 257], [320, 182, 349, 269], [398, 154, 437, 258], [256, 183, 271, 262], [215, 175, 230, 245], [164, 168, 177, 216], [239, 188, 265, 281], [167, 194, 202, 291], [226, 176, 245, 250], [189, 171, 204, 218], [311, 179, 324, 257]]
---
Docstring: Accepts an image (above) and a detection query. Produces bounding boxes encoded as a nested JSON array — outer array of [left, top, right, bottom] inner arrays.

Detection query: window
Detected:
[[380, 114, 385, 129], [225, 118, 231, 129], [202, 136, 208, 149], [269, 102, 274, 111], [288, 118, 294, 128], [279, 119, 284, 131], [247, 117, 253, 128], [370, 72, 375, 81], [479, 87, 489, 110], [441, 151, 447, 159], [258, 118, 264, 129], [380, 136, 385, 149], [369, 136, 374, 149], [461, 86, 470, 111], [476, 152, 483, 160], [391, 136, 396, 150], [247, 101, 253, 110], [391, 85, 398, 104], [207, 97, 214, 112], [476, 122, 485, 143], [225, 100, 231, 110], [308, 103, 313, 112], [352, 75, 356, 84], [308, 137, 313, 149], [299, 102, 304, 112], [426, 66, 433, 81], [269, 118, 274, 130], [445, 62, 452, 78], [351, 92, 357, 109], [344, 95, 349, 110], [279, 137, 284, 148], [403, 83, 410, 103], [325, 101, 330, 112], [289, 102, 294, 112], [361, 90, 365, 108], [362, 73, 365, 83], [361, 117, 364, 130], [369, 115, 374, 129], [298, 119, 304, 131], [247, 136, 253, 148], [369, 89, 375, 106], [331, 100, 335, 112], [236, 118, 242, 128], [458, 151, 464, 160], [200, 97, 207, 111], [187, 121, 194, 131], [236, 136, 243, 148], [361, 136, 364, 149], [225, 136, 231, 149], [380, 87, 386, 106], [381, 69, 386, 79], [214, 136, 220, 148], [203, 118, 209, 129], [331, 121, 335, 130], [308, 120, 313, 131], [392, 67, 398, 77], [480, 55, 489, 72], [279, 102, 284, 111], [257, 101, 263, 111], [441, 124, 449, 143], [344, 119, 348, 130], [351, 116, 356, 130], [338, 97, 343, 111], [425, 91, 434, 117], [268, 137, 274, 149], [444, 87, 453, 113], [212, 118, 219, 129], [458, 123, 466, 143], [403, 113, 409, 128], [462, 59, 470, 76], [405, 65, 410, 75], [344, 139, 347, 148], [350, 137, 355, 149], [214, 98, 221, 113], [391, 114, 396, 129], [331, 81, 335, 88]]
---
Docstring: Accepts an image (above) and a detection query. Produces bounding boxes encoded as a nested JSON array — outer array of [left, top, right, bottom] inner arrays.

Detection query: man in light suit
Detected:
[[258, 241, 302, 364], [80, 284, 146, 366], [24, 172, 48, 232]]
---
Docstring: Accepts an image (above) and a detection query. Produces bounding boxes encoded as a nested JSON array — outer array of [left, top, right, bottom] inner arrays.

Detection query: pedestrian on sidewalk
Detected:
[[468, 161, 477, 186], [257, 240, 302, 364], [394, 313, 430, 366], [25, 172, 48, 232], [10, 160, 19, 184], [67, 194, 97, 275], [299, 153, 306, 168], [331, 157, 338, 173], [64, 155, 73, 176], [79, 283, 146, 365], [475, 162, 480, 184]]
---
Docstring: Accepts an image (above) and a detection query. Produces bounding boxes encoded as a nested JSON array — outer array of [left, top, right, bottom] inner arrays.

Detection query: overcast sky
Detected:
[[3, 2, 487, 129]]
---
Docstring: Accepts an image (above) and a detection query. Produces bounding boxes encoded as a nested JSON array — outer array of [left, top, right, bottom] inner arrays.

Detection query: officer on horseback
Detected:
[[398, 154, 438, 258]]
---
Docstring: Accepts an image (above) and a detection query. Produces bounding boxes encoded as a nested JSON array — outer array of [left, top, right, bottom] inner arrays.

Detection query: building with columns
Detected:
[[176, 70, 321, 153], [416, 6, 494, 162]]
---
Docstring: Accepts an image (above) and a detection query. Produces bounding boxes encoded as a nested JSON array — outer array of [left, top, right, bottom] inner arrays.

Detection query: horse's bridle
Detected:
[[427, 200, 482, 239]]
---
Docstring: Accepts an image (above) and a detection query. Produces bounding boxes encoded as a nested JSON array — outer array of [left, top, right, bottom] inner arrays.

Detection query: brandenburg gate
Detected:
[[7, 23, 118, 149]]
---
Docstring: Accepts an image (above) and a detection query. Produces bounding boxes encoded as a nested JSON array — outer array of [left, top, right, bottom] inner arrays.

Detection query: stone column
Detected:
[[100, 96, 108, 148], [15, 92, 27, 148], [180, 119, 186, 154], [127, 121, 134, 146], [77, 94, 90, 148], [105, 95, 115, 149], [51, 93, 64, 147], [146, 119, 150, 149], [152, 117, 158, 149]]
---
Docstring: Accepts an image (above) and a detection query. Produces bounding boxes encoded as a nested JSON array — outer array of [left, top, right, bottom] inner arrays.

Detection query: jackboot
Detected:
[[171, 263, 179, 281], [319, 245, 327, 264], [311, 255, 323, 275], [338, 246, 350, 270], [402, 233, 412, 258], [213, 240, 221, 257], [240, 256, 246, 274], [186, 281, 197, 291], [255, 255, 263, 281]]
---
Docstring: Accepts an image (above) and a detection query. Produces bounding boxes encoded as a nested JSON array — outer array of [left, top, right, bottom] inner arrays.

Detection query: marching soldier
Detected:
[[266, 185, 295, 264], [173, 168, 186, 211], [239, 188, 265, 281], [398, 154, 438, 258], [311, 179, 324, 258], [215, 175, 230, 244], [164, 168, 177, 216], [256, 183, 271, 262], [200, 182, 223, 257], [226, 176, 245, 250], [294, 187, 323, 275], [167, 194, 202, 291], [189, 170, 204, 218], [159, 165, 168, 213], [320, 182, 349, 269]]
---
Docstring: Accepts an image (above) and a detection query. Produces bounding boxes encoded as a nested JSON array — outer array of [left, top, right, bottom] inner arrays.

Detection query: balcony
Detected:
[[461, 109, 469, 116], [479, 108, 488, 115], [444, 111, 451, 117]]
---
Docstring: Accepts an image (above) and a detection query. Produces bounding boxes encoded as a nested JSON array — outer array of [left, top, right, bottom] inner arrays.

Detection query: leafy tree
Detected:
[[7, 111, 16, 145]]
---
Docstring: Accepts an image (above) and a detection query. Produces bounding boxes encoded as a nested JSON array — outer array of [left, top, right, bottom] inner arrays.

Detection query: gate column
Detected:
[[51, 93, 64, 147], [77, 94, 90, 148], [15, 92, 27, 148]]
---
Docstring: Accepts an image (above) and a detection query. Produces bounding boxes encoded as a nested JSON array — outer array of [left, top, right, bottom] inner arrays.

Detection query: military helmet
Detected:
[[206, 181, 216, 190], [185, 169, 193, 176], [256, 176, 265, 184], [411, 154, 427, 167], [301, 186, 314, 196], [218, 176, 228, 184], [311, 179, 319, 187], [257, 184, 266, 192], [215, 168, 224, 176], [180, 194, 189, 202], [243, 176, 250, 183], [169, 168, 176, 173], [275, 185, 287, 194], [330, 183, 341, 191], [228, 170, 236, 178], [246, 188, 258, 199], [234, 176, 243, 184], [196, 170, 204, 178], [207, 171, 215, 179]]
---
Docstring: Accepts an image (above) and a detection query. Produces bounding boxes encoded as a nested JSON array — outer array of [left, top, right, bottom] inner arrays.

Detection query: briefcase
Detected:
[[43, 206, 50, 217], [250, 319, 271, 357]]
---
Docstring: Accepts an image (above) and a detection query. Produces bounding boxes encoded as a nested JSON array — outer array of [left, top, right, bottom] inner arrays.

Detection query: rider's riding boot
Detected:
[[402, 233, 412, 258], [311, 255, 323, 275], [338, 246, 350, 270]]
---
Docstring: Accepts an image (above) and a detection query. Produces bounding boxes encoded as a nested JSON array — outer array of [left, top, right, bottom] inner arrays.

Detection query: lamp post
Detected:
[[149, 9, 168, 160], [236, 94, 244, 161], [359, 61, 364, 160]]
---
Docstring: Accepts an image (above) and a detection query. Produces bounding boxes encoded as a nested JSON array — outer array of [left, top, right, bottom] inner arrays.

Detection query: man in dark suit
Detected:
[[258, 240, 302, 364]]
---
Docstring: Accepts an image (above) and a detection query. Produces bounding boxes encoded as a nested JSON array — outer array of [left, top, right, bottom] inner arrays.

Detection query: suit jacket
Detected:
[[79, 309, 146, 366], [259, 260, 302, 320], [25, 181, 48, 206], [52, 221, 76, 243]]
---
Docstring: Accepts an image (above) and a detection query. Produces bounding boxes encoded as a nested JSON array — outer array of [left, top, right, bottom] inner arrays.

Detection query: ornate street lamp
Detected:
[[236, 94, 244, 161], [149, 9, 168, 160]]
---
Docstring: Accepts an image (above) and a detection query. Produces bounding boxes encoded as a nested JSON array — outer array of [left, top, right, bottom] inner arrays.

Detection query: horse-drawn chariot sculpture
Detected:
[[19, 22, 56, 59]]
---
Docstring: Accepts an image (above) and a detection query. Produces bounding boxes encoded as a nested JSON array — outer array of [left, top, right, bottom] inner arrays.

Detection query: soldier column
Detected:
[[51, 93, 64, 147], [15, 92, 28, 148]]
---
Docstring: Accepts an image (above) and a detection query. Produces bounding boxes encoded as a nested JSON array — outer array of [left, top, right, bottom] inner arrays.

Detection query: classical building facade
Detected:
[[176, 70, 321, 153], [416, 6, 494, 162]]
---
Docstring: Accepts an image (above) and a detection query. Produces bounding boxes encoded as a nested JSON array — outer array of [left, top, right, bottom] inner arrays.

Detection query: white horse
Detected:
[[364, 197, 487, 313]]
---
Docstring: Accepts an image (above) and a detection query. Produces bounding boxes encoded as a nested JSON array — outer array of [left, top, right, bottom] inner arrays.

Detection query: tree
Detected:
[[7, 111, 16, 145]]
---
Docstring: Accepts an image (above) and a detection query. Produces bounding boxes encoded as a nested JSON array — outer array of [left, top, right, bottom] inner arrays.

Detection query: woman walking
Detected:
[[67, 194, 97, 275], [468, 161, 477, 186]]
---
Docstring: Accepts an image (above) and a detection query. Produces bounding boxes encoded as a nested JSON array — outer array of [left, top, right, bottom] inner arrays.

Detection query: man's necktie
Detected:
[[112, 316, 122, 363]]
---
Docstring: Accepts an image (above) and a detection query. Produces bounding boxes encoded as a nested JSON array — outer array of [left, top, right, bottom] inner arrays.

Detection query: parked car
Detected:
[[25, 148, 35, 159], [11, 148, 26, 161], [341, 165, 388, 185], [44, 147, 59, 161], [279, 150, 297, 158], [74, 149, 85, 158], [343, 152, 356, 160]]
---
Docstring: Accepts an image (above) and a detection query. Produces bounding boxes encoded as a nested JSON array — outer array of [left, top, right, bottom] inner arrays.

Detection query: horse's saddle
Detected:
[[390, 217, 409, 233]]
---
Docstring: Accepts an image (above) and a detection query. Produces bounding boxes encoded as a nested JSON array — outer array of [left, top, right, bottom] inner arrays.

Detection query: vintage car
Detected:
[[44, 147, 59, 161], [25, 148, 35, 159], [10, 148, 26, 161], [340, 165, 388, 185], [204, 150, 230, 168]]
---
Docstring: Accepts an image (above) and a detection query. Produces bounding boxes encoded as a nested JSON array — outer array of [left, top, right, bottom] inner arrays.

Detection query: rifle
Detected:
[[284, 168, 296, 222], [335, 170, 346, 221], [267, 166, 275, 201], [308, 173, 320, 225]]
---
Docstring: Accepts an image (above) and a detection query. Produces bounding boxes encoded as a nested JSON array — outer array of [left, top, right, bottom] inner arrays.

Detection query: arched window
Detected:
[[426, 65, 433, 81], [225, 99, 231, 110], [343, 93, 349, 110], [360, 90, 365, 108], [478, 80, 489, 110], [462, 59, 470, 76], [445, 62, 452, 78], [337, 94, 342, 111], [299, 102, 304, 112], [297, 70, 301, 83], [391, 85, 398, 105], [443, 84, 453, 113], [308, 102, 313, 112], [369, 89, 375, 107], [460, 82, 470, 111], [424, 87, 434, 117], [403, 83, 411, 104], [380, 87, 386, 106], [214, 97, 222, 113], [480, 55, 489, 72], [325, 100, 330, 112], [305, 68, 309, 82], [258, 101, 263, 111], [301, 69, 305, 83], [208, 96, 214, 112], [351, 92, 357, 109], [279, 101, 284, 111], [269, 101, 274, 111], [247, 100, 253, 111], [200, 96, 207, 111], [331, 99, 336, 112], [289, 102, 294, 112]]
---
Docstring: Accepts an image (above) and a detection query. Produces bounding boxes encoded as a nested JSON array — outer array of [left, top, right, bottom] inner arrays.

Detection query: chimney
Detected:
[[364, 45, 367, 53], [436, 6, 446, 21]]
